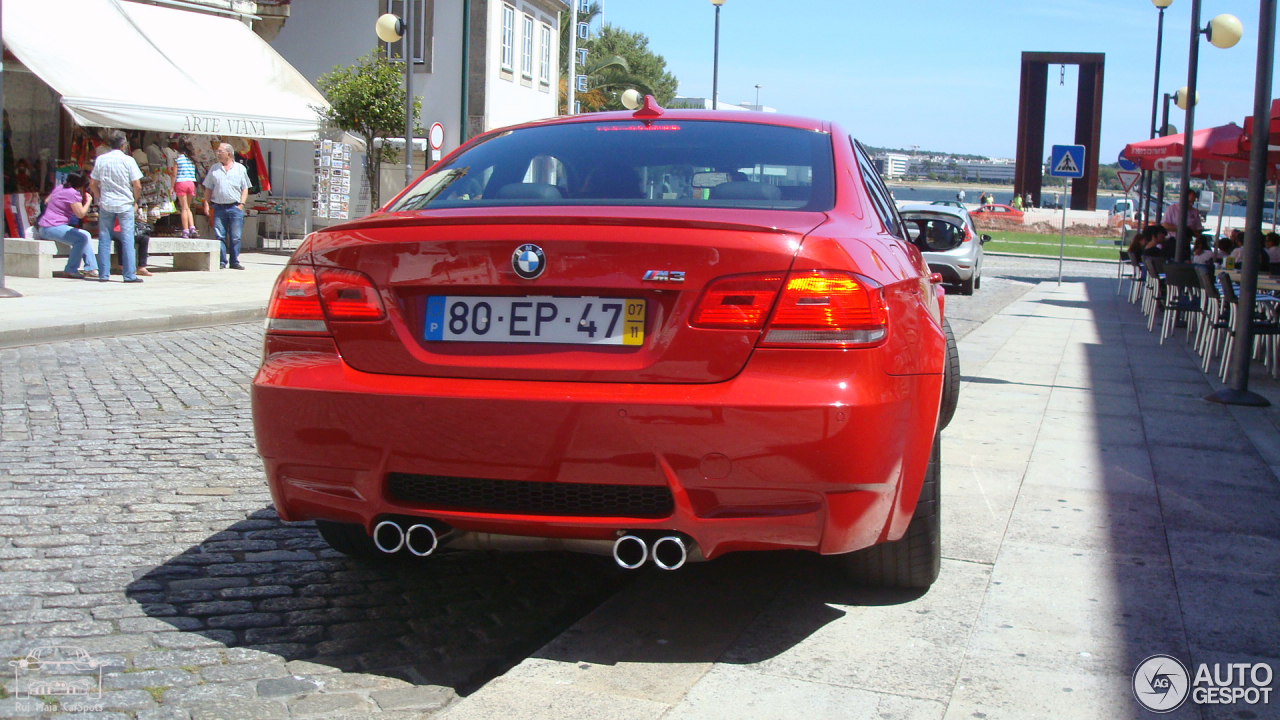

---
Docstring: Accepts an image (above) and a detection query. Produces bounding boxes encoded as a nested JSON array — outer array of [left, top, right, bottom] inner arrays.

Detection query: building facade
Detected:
[[270, 0, 566, 157]]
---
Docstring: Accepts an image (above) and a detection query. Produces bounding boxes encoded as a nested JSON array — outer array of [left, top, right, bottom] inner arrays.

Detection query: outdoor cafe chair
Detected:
[[1117, 249, 1139, 298], [1215, 271, 1280, 381], [1195, 264, 1228, 371], [1142, 256, 1166, 330], [1159, 263, 1203, 345]]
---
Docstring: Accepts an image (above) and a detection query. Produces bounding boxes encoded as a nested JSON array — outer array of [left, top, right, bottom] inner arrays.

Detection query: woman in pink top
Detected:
[[38, 173, 97, 279]]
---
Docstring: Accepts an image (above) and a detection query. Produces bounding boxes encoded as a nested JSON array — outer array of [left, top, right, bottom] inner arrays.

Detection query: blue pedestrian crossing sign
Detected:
[[1050, 145, 1086, 178]]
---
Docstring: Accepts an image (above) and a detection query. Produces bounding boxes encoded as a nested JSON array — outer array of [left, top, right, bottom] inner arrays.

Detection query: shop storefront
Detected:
[[2, 0, 331, 242]]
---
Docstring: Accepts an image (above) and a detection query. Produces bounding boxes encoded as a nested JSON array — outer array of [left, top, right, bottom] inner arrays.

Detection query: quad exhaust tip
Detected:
[[404, 524, 438, 557], [373, 520, 440, 556], [651, 535, 688, 571], [373, 520, 405, 554], [611, 533, 691, 570], [612, 535, 648, 569]]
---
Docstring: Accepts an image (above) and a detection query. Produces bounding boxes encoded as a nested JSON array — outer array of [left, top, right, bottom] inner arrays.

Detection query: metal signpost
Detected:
[[1049, 144, 1087, 285]]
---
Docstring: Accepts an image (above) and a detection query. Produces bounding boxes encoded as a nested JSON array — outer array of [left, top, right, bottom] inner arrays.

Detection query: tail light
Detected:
[[266, 265, 325, 333], [317, 268, 386, 321], [761, 270, 888, 347], [690, 273, 784, 329], [266, 265, 386, 333]]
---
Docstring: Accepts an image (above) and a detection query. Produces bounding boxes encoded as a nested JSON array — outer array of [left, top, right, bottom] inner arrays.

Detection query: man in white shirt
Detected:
[[89, 131, 144, 283], [1266, 234, 1280, 264], [202, 143, 252, 270]]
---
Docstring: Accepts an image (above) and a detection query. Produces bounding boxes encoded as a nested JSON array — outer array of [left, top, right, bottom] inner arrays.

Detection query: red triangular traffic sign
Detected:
[[1117, 170, 1141, 193]]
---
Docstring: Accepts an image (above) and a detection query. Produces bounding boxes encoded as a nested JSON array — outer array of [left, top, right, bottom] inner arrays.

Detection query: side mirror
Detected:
[[980, 234, 992, 244]]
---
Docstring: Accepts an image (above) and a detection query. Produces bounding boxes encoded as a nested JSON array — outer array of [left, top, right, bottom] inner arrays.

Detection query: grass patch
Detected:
[[144, 686, 169, 703], [983, 230, 1124, 260]]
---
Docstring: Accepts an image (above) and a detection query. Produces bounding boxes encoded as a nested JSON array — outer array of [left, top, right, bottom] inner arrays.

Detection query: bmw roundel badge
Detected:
[[512, 244, 546, 280]]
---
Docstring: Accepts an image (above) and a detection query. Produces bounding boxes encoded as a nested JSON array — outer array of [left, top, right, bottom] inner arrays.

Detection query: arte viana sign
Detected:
[[181, 115, 268, 137]]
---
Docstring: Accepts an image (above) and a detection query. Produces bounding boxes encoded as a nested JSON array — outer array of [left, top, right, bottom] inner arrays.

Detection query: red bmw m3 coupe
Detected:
[[252, 98, 959, 588]]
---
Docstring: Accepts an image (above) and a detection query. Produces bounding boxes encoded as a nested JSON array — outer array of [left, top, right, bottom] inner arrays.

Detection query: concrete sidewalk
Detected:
[[435, 280, 1280, 720], [0, 251, 286, 347]]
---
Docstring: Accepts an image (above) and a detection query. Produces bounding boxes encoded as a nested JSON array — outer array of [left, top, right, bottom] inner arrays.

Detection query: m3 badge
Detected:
[[642, 270, 685, 283]]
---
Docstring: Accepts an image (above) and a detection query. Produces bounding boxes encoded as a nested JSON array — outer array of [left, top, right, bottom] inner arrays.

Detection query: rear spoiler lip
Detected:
[[324, 208, 829, 237]]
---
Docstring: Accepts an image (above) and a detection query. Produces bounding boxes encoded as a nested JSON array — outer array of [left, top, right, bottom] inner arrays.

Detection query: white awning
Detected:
[[2, 0, 328, 141]]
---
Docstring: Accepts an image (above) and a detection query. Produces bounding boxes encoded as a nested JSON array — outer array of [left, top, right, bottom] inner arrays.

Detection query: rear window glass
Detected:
[[902, 215, 966, 252], [388, 120, 835, 212]]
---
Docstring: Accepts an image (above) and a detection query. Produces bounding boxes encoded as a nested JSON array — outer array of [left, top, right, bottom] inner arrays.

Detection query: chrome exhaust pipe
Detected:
[[612, 535, 648, 569], [651, 535, 688, 570], [404, 524, 439, 557], [372, 520, 405, 554]]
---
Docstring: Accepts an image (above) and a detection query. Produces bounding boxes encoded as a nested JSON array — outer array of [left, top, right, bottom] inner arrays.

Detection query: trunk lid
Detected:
[[309, 207, 824, 383]]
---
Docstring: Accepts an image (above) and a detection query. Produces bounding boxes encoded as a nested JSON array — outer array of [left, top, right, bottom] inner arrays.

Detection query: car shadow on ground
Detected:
[[125, 508, 630, 695], [127, 512, 922, 691]]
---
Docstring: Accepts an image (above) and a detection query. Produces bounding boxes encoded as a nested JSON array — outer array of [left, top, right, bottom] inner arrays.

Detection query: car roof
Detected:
[[480, 108, 830, 137], [898, 202, 969, 220]]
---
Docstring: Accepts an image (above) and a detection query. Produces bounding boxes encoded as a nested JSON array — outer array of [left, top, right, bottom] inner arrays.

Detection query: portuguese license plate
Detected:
[[425, 296, 645, 346]]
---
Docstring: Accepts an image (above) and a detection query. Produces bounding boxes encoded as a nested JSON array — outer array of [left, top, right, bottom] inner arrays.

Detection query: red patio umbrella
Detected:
[[1122, 123, 1247, 171]]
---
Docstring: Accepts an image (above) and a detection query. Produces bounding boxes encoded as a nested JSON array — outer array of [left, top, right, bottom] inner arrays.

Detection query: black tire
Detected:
[[315, 519, 383, 559], [973, 269, 982, 290], [840, 431, 941, 589], [959, 274, 975, 295], [937, 318, 960, 430]]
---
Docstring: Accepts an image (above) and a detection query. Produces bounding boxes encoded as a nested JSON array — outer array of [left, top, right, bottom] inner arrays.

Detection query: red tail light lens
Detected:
[[762, 270, 888, 347], [266, 265, 326, 333], [690, 273, 785, 329], [317, 268, 386, 321]]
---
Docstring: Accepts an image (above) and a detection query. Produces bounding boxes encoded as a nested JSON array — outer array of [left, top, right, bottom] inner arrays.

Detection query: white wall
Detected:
[[269, 0, 379, 86], [484, 0, 558, 131]]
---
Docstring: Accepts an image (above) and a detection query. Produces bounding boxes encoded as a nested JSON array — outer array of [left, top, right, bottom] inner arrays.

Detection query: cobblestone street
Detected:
[[0, 325, 624, 719]]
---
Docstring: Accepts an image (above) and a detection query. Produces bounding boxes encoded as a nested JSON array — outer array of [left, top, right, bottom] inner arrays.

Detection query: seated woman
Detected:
[[1191, 237, 1215, 265], [37, 173, 96, 279]]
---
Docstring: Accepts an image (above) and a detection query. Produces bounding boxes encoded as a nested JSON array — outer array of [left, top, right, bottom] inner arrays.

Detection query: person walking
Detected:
[[89, 131, 143, 283], [202, 143, 251, 270], [37, 172, 97, 279], [1011, 194, 1024, 211], [174, 138, 199, 238]]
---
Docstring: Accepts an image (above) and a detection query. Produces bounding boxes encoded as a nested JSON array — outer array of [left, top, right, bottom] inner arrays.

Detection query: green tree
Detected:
[[559, 5, 678, 113], [316, 50, 421, 207], [587, 26, 678, 109]]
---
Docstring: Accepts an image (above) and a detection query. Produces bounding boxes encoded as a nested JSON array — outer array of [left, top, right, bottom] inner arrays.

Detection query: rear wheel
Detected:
[[839, 431, 941, 589], [937, 319, 960, 430], [315, 519, 382, 559], [973, 268, 982, 290]]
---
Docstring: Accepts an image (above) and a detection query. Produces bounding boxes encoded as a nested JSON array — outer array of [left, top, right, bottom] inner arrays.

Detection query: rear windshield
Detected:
[[901, 214, 966, 252], [388, 120, 835, 212]]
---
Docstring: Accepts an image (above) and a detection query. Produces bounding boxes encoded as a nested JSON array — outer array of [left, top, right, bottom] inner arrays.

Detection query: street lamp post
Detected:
[[1175, 2, 1242, 261], [711, 0, 726, 110], [376, 8, 416, 187], [1208, 0, 1276, 407], [754, 84, 761, 110], [1156, 89, 1186, 218], [1142, 0, 1173, 230]]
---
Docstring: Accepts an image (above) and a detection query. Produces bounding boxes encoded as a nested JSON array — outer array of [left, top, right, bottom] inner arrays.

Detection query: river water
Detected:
[[886, 185, 1255, 218]]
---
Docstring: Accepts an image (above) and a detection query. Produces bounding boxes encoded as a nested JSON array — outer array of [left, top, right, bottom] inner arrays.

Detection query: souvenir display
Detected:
[[314, 139, 353, 220]]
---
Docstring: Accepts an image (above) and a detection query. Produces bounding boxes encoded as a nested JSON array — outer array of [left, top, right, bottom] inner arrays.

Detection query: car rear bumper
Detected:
[[252, 347, 941, 559]]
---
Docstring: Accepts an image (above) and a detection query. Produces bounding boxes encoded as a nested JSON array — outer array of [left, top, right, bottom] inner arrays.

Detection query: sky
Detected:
[[599, 0, 1279, 163]]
